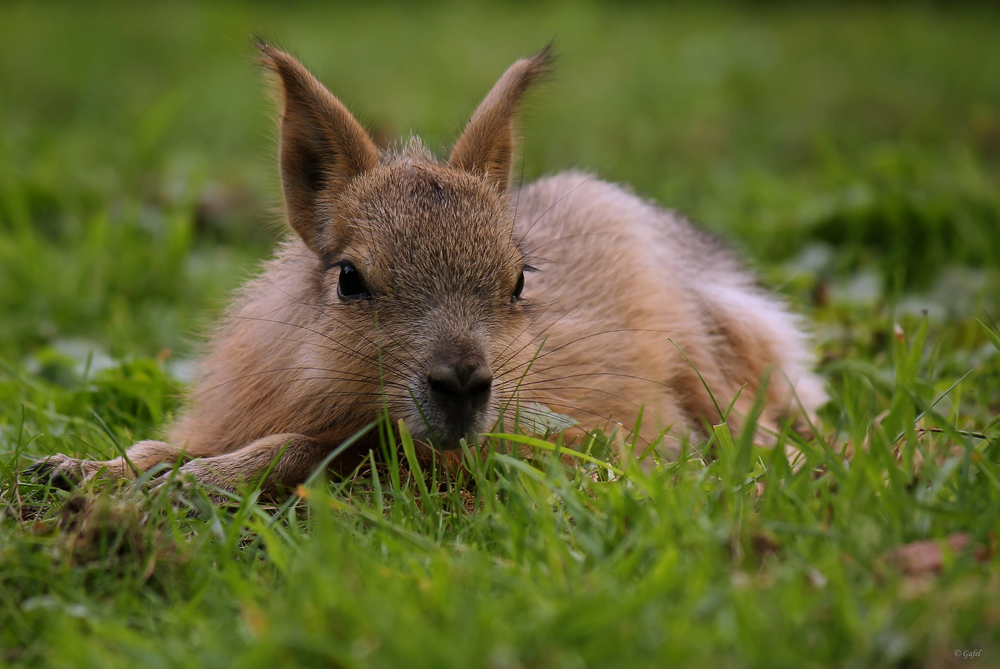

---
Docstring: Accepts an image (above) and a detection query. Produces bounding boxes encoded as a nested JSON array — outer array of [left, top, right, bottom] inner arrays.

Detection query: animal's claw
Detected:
[[22, 460, 49, 477], [23, 457, 78, 491]]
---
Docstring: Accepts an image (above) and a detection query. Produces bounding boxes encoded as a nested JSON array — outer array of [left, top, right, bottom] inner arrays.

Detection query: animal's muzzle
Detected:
[[425, 353, 493, 448]]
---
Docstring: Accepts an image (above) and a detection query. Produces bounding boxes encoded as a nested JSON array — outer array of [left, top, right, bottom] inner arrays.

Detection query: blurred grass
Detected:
[[2, 2, 1000, 357], [1, 1, 999, 667]]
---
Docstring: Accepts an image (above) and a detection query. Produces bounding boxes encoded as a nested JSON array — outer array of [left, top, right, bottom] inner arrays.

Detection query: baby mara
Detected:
[[29, 43, 825, 495]]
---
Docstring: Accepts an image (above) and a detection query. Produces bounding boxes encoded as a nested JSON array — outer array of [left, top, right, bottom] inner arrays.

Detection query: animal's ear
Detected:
[[257, 42, 379, 252], [449, 45, 553, 192]]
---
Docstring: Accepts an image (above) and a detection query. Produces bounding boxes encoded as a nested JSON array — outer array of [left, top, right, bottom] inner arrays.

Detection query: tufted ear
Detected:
[[449, 45, 553, 193], [258, 42, 379, 253]]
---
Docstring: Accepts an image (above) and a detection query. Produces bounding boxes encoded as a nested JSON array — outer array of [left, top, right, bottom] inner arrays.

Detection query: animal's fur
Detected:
[[29, 43, 824, 494]]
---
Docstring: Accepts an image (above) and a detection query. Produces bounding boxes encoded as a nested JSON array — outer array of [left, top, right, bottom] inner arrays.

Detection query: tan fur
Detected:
[[30, 44, 824, 494]]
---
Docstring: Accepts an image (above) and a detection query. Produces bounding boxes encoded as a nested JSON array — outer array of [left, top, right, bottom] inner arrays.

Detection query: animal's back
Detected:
[[514, 173, 824, 449]]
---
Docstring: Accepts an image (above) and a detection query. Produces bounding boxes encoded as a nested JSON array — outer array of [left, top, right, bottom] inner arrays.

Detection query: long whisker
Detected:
[[490, 298, 574, 372], [497, 326, 722, 382], [502, 365, 720, 415], [496, 400, 671, 447], [264, 284, 424, 377], [305, 390, 412, 401], [491, 294, 590, 371], [225, 313, 419, 381], [502, 383, 645, 410], [508, 132, 529, 245], [212, 328, 413, 390], [496, 230, 633, 276], [516, 174, 595, 248], [523, 230, 632, 259], [194, 365, 412, 399]]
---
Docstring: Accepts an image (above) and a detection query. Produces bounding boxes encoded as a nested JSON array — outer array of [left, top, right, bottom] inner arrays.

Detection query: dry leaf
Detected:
[[883, 533, 992, 577]]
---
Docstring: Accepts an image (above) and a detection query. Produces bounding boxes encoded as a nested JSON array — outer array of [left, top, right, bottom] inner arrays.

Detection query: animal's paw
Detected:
[[23, 454, 79, 490], [23, 454, 124, 490]]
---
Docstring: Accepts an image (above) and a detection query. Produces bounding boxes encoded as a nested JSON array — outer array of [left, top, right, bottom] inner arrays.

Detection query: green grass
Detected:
[[2, 2, 1000, 667]]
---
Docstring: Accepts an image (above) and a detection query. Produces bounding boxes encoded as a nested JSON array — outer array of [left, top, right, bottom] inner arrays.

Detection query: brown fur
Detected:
[[29, 43, 825, 494]]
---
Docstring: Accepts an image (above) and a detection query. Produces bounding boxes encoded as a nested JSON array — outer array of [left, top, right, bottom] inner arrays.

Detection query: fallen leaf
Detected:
[[882, 533, 993, 577]]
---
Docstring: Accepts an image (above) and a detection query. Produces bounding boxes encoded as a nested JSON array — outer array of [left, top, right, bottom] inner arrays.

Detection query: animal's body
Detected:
[[30, 44, 824, 493]]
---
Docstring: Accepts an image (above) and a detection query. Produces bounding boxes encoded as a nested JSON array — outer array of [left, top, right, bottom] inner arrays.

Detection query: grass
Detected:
[[2, 2, 1000, 666]]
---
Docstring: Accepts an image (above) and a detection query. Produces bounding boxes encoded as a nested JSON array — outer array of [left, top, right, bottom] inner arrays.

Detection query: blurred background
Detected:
[[1, 1, 999, 374]]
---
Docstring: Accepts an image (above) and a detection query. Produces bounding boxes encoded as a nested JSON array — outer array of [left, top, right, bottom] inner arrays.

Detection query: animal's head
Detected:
[[258, 42, 552, 449]]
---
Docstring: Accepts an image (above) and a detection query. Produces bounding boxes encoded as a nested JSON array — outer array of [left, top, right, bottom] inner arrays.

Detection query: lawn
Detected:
[[1, 2, 999, 667]]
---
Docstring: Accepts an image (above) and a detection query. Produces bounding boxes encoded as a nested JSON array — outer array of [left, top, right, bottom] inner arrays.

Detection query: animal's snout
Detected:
[[426, 359, 493, 409], [424, 345, 494, 449], [418, 335, 493, 450]]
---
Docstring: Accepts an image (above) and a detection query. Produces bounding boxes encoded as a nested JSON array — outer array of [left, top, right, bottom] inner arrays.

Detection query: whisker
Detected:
[[526, 230, 628, 254], [225, 313, 419, 381], [516, 175, 595, 248], [501, 383, 644, 410], [498, 367, 719, 416], [508, 132, 529, 245], [491, 294, 590, 371], [263, 284, 425, 377], [306, 390, 412, 401], [194, 366, 412, 399], [496, 400, 668, 447], [496, 326, 722, 381]]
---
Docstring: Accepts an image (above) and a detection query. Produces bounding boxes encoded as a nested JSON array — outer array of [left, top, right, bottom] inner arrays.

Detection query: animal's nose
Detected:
[[427, 360, 493, 408]]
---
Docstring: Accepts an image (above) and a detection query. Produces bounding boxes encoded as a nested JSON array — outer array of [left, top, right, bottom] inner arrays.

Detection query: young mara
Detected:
[[29, 43, 825, 494]]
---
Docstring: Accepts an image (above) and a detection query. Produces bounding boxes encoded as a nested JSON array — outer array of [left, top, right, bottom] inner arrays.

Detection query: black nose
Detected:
[[427, 361, 493, 409]]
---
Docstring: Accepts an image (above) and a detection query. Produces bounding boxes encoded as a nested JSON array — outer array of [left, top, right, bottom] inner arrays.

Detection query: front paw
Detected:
[[24, 454, 128, 490], [24, 454, 88, 490]]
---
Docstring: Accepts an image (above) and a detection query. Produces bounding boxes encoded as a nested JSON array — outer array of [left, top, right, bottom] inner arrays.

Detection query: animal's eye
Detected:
[[337, 262, 370, 301], [511, 270, 525, 302]]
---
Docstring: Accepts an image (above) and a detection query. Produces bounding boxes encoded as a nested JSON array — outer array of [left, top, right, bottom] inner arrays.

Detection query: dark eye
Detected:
[[337, 262, 370, 301], [511, 270, 525, 302]]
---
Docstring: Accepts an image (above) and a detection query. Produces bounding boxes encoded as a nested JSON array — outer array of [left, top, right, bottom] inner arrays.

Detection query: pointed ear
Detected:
[[257, 42, 379, 252], [449, 45, 553, 192]]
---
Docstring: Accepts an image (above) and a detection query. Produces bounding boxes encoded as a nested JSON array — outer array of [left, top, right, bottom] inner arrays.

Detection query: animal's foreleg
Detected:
[[165, 433, 345, 495]]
